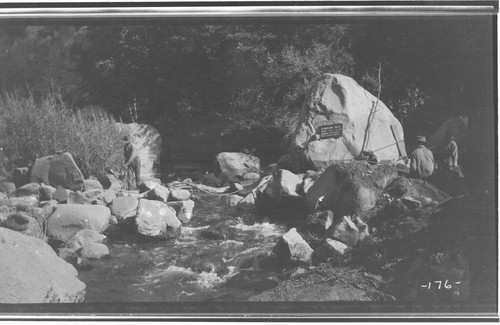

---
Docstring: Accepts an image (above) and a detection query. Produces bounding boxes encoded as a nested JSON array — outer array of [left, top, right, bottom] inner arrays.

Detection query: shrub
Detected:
[[0, 92, 126, 178]]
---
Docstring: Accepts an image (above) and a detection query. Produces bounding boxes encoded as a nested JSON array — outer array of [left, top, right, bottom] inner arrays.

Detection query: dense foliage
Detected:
[[0, 93, 125, 178], [0, 18, 493, 173]]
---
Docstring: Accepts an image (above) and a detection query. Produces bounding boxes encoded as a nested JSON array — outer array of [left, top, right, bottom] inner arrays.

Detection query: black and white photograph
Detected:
[[0, 2, 497, 321]]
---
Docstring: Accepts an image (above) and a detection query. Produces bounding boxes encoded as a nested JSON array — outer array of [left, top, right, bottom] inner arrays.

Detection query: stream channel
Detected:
[[77, 193, 288, 302]]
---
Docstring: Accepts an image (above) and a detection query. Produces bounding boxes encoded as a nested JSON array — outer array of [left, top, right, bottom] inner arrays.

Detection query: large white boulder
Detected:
[[216, 152, 260, 180], [31, 152, 85, 191], [0, 227, 86, 303], [291, 74, 406, 172], [47, 205, 111, 243], [118, 123, 162, 181]]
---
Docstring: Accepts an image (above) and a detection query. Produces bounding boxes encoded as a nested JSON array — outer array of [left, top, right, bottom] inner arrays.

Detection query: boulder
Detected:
[[135, 199, 181, 239], [273, 228, 314, 265], [117, 123, 162, 181], [306, 161, 398, 216], [0, 192, 6, 200], [97, 174, 122, 191], [327, 216, 360, 247], [47, 205, 111, 243], [169, 188, 191, 201], [13, 167, 30, 188], [166, 199, 195, 224], [83, 179, 103, 191], [68, 191, 91, 205], [312, 238, 352, 265], [8, 183, 41, 199], [0, 181, 16, 195], [110, 196, 139, 223], [263, 169, 302, 200], [147, 184, 170, 203], [31, 152, 84, 191], [0, 227, 86, 303], [65, 229, 106, 251], [79, 243, 110, 260], [39, 184, 56, 201], [216, 152, 260, 180], [291, 74, 406, 172]]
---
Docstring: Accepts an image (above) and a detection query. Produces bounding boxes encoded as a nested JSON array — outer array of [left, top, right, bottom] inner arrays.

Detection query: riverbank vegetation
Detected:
[[0, 18, 493, 171]]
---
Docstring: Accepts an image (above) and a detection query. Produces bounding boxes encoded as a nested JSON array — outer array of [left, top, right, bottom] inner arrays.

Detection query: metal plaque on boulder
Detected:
[[317, 123, 343, 140]]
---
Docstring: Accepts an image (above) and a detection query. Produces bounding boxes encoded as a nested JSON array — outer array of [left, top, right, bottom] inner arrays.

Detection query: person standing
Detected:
[[441, 133, 461, 180], [409, 135, 435, 179], [123, 134, 141, 190]]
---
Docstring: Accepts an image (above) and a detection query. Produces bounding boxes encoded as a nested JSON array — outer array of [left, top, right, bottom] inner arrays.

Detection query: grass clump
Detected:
[[0, 93, 126, 178]]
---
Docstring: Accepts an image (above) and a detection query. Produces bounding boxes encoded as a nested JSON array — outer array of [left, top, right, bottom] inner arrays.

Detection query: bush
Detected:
[[0, 93, 126, 178]]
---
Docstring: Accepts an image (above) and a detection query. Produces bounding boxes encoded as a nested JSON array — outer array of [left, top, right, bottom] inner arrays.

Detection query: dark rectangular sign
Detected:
[[318, 123, 343, 139]]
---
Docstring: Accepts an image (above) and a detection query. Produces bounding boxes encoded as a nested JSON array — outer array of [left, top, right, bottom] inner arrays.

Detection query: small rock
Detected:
[[402, 196, 422, 209], [169, 189, 191, 201], [236, 192, 256, 211], [65, 229, 106, 251], [228, 181, 244, 193], [52, 186, 69, 203], [109, 215, 118, 225], [138, 181, 160, 193], [242, 172, 260, 181], [8, 183, 40, 199], [327, 216, 360, 247], [0, 182, 16, 195], [98, 174, 122, 191], [39, 184, 56, 201], [273, 228, 314, 265], [166, 200, 195, 224], [147, 185, 170, 203], [312, 238, 352, 265], [301, 178, 315, 195], [68, 191, 91, 205], [79, 243, 110, 259], [83, 179, 103, 191]]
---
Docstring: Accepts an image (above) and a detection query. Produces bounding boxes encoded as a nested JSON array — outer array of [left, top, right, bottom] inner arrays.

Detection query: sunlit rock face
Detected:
[[291, 74, 406, 172]]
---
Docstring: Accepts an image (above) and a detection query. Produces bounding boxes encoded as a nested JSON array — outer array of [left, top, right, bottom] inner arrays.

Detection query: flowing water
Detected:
[[78, 194, 287, 302]]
